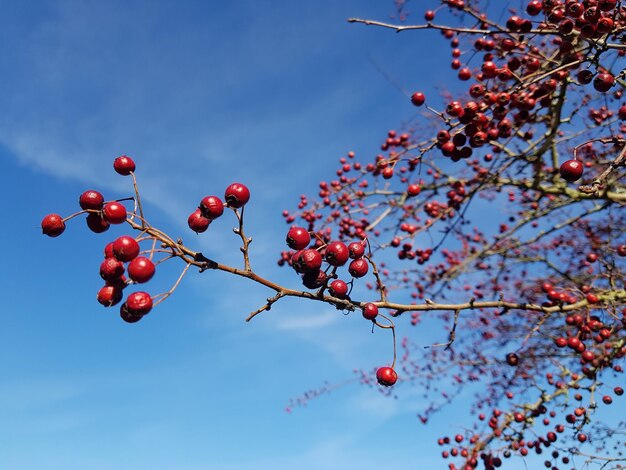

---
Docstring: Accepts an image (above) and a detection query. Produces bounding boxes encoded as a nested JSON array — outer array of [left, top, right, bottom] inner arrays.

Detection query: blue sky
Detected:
[[0, 1, 537, 469]]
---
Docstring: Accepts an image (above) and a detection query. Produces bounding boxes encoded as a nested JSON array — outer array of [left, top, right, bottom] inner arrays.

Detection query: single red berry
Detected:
[[407, 184, 421, 197], [125, 291, 153, 316], [424, 10, 435, 21], [302, 270, 327, 289], [97, 284, 123, 307], [411, 92, 425, 106], [79, 190, 105, 210], [104, 242, 115, 258], [224, 183, 250, 208], [120, 303, 143, 323], [41, 214, 65, 237], [617, 245, 626, 257], [199, 196, 224, 219], [329, 279, 348, 297], [348, 258, 369, 278], [614, 386, 624, 396], [593, 72, 615, 92], [100, 257, 125, 282], [102, 202, 128, 224], [325, 241, 349, 266], [348, 241, 365, 259], [581, 350, 595, 362], [554, 337, 568, 348], [127, 256, 155, 283], [113, 155, 136, 175], [505, 352, 519, 366], [112, 235, 140, 262], [286, 226, 311, 250], [577, 433, 587, 443], [602, 395, 613, 405], [362, 302, 378, 320], [188, 209, 211, 233], [577, 69, 594, 84], [376, 366, 398, 386], [586, 293, 599, 304], [86, 213, 110, 233], [559, 159, 584, 182], [293, 248, 322, 274]]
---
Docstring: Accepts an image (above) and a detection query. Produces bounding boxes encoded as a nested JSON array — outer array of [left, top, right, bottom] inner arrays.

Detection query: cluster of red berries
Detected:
[[41, 156, 157, 322], [284, 227, 370, 293], [188, 183, 250, 233]]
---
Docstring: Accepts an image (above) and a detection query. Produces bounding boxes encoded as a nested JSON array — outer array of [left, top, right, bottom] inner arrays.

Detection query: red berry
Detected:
[[593, 73, 615, 92], [125, 291, 153, 316], [127, 256, 155, 283], [188, 209, 211, 233], [79, 190, 104, 210], [104, 242, 115, 258], [615, 386, 624, 396], [41, 214, 65, 237], [505, 352, 519, 366], [112, 235, 140, 262], [577, 433, 587, 443], [286, 226, 311, 250], [362, 302, 378, 320], [293, 248, 322, 274], [102, 202, 128, 224], [559, 159, 584, 182], [376, 366, 398, 386], [100, 257, 125, 282], [348, 258, 369, 278], [424, 10, 435, 21], [577, 69, 594, 84], [329, 279, 348, 297], [407, 184, 421, 197], [199, 196, 224, 219], [120, 304, 143, 323], [325, 241, 349, 266], [411, 92, 425, 106], [97, 285, 123, 307], [348, 241, 365, 259], [224, 183, 250, 208], [302, 270, 327, 289], [113, 155, 136, 175], [86, 212, 110, 233], [602, 395, 613, 405]]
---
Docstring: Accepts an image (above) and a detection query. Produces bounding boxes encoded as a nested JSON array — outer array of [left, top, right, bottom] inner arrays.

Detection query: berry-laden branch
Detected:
[[40, 0, 626, 468]]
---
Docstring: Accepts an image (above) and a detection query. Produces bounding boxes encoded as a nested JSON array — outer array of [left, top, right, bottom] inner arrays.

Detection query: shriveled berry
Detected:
[[376, 366, 398, 386], [188, 209, 211, 233], [127, 256, 155, 283], [102, 202, 127, 224], [41, 214, 65, 237], [112, 236, 140, 262], [113, 155, 136, 175], [79, 190, 104, 210], [286, 226, 311, 250], [199, 196, 224, 219], [224, 183, 250, 208]]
